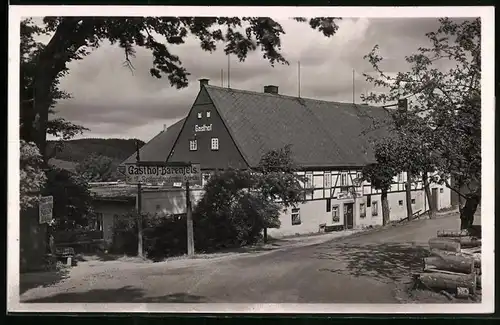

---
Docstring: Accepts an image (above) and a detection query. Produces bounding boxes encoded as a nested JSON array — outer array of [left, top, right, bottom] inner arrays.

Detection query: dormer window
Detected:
[[197, 112, 202, 119], [206, 111, 211, 118]]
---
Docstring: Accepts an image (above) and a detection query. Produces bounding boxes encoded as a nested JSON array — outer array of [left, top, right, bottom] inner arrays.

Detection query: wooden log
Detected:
[[430, 249, 481, 269], [448, 237, 481, 248], [424, 255, 474, 274], [437, 230, 469, 238], [456, 287, 470, 299], [428, 237, 461, 252], [418, 272, 476, 294]]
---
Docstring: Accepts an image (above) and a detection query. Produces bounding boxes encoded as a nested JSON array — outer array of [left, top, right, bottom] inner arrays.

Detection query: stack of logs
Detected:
[[415, 229, 481, 299]]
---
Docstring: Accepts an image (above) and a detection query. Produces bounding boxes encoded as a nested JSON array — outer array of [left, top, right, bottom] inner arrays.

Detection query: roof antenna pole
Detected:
[[227, 54, 231, 88], [298, 61, 301, 98], [352, 69, 355, 105]]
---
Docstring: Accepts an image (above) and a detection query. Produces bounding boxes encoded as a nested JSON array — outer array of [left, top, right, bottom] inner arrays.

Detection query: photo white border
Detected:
[[7, 5, 495, 314]]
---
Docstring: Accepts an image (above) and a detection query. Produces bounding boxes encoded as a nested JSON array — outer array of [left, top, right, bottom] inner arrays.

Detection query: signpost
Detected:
[[39, 196, 53, 224], [123, 161, 201, 256]]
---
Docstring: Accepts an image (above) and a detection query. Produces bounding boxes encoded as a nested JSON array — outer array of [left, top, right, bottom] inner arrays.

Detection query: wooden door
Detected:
[[344, 203, 354, 229]]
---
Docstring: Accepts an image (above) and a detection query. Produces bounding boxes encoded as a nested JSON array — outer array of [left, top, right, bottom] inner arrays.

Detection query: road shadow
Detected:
[[20, 268, 70, 295], [314, 242, 430, 283], [22, 286, 208, 303]]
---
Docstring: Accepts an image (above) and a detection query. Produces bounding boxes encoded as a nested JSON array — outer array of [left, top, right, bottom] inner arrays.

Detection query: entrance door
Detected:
[[344, 203, 354, 229], [431, 188, 439, 211]]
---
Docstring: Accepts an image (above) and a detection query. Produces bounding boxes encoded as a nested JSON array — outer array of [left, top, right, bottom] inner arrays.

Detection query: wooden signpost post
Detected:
[[123, 160, 201, 257]]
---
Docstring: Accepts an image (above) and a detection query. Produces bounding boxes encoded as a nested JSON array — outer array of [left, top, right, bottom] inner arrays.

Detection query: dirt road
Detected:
[[20, 211, 467, 303]]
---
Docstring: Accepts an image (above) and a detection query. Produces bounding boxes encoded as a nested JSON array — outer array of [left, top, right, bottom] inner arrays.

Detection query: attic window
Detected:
[[197, 112, 202, 119], [189, 139, 197, 151], [206, 111, 211, 118]]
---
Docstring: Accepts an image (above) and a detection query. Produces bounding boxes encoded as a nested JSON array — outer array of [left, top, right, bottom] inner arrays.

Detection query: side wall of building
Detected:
[[93, 201, 136, 245]]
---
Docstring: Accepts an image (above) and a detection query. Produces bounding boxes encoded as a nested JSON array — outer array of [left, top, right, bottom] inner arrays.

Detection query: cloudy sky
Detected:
[[36, 17, 460, 142]]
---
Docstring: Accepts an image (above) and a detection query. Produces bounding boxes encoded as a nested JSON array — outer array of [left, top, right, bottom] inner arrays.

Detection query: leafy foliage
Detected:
[[361, 18, 481, 227], [194, 146, 304, 250], [20, 140, 47, 211], [23, 16, 341, 160], [76, 153, 114, 182], [41, 168, 94, 230], [20, 18, 89, 149]]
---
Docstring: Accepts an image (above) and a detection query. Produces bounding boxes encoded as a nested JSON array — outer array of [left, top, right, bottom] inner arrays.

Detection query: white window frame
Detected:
[[332, 205, 340, 223], [324, 172, 332, 188], [206, 111, 211, 118], [189, 139, 197, 151], [202, 173, 211, 186], [305, 173, 313, 189], [360, 203, 366, 218], [291, 208, 301, 225], [340, 173, 347, 186], [372, 201, 378, 216], [211, 138, 219, 151]]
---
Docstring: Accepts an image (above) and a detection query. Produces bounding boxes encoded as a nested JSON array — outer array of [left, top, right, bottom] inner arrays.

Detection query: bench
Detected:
[[55, 247, 75, 266]]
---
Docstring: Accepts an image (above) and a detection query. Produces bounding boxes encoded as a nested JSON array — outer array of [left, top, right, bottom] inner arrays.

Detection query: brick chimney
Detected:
[[199, 78, 209, 89], [264, 85, 279, 94]]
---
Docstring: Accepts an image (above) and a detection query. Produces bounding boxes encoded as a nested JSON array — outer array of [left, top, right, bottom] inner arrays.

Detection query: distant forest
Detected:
[[47, 138, 145, 181]]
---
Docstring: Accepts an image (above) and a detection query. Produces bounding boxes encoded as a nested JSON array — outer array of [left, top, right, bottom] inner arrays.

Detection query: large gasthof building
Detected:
[[121, 79, 452, 238]]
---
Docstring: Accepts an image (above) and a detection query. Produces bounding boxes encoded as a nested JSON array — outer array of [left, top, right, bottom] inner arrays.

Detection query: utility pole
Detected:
[[186, 180, 194, 256], [298, 61, 301, 98], [135, 140, 143, 258], [227, 54, 231, 88]]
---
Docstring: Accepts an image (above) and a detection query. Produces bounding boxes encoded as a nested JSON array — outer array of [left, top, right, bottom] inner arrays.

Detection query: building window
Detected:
[[197, 112, 202, 119], [326, 198, 331, 212], [366, 195, 371, 208], [440, 188, 444, 193], [372, 201, 378, 216], [332, 205, 340, 223], [211, 138, 219, 150], [92, 212, 103, 231], [206, 111, 211, 118], [340, 173, 347, 186], [360, 203, 366, 218], [398, 200, 404, 206], [411, 198, 416, 205], [173, 182, 182, 187], [324, 172, 332, 188], [189, 139, 197, 151], [305, 173, 313, 189], [202, 173, 211, 186], [291, 208, 301, 225], [356, 172, 362, 181]]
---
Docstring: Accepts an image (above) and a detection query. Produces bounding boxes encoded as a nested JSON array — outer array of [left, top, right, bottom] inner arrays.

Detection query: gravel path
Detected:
[[20, 210, 476, 304]]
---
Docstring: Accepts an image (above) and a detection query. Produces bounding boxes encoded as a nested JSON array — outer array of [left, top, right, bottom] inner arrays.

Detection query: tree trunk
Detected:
[[430, 249, 481, 268], [422, 172, 435, 219], [448, 237, 481, 248], [437, 230, 470, 238], [423, 256, 474, 274], [405, 171, 413, 220], [263, 228, 268, 243], [418, 272, 476, 295], [32, 18, 82, 162], [460, 190, 480, 230], [428, 237, 461, 252], [381, 190, 390, 226]]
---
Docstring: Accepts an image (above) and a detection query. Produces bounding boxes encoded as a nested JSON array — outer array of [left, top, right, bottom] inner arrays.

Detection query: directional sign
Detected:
[[39, 196, 53, 224], [124, 163, 202, 186]]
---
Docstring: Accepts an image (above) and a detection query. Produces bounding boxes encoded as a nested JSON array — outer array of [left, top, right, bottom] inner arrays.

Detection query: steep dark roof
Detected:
[[204, 85, 392, 168], [121, 118, 185, 165], [121, 86, 393, 169]]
